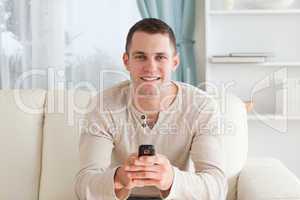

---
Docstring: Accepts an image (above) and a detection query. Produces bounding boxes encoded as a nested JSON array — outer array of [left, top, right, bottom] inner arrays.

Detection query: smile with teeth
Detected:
[[140, 76, 161, 81]]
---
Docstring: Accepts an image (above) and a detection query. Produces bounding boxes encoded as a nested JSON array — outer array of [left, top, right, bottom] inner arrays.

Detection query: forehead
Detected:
[[129, 31, 174, 54]]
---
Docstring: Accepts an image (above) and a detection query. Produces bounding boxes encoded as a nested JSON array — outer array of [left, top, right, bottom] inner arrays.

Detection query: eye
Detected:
[[156, 55, 166, 61], [134, 55, 146, 60]]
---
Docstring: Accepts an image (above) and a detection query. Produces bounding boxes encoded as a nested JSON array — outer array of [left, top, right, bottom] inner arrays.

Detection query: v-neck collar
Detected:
[[127, 81, 182, 132]]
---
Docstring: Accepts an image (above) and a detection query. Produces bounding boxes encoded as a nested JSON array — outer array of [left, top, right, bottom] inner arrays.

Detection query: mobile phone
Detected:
[[138, 144, 155, 157]]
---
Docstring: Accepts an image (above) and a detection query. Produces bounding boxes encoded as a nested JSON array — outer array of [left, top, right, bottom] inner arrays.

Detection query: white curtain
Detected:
[[0, 0, 140, 90], [31, 0, 65, 89], [0, 0, 64, 89], [1, 0, 30, 89]]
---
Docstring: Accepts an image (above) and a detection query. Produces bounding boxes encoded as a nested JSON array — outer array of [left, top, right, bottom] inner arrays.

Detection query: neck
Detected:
[[131, 82, 178, 115]]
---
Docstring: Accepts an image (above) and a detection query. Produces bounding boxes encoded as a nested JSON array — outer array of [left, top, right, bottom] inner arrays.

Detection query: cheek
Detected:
[[131, 67, 145, 80], [160, 67, 172, 78]]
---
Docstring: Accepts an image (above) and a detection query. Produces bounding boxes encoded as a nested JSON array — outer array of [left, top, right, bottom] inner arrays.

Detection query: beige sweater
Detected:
[[75, 80, 227, 200]]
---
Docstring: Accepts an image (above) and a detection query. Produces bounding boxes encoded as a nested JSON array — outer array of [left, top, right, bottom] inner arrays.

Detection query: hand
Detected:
[[114, 153, 146, 190], [114, 153, 174, 191]]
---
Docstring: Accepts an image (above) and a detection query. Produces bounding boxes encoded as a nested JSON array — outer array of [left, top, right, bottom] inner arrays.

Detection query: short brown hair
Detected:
[[125, 18, 177, 53]]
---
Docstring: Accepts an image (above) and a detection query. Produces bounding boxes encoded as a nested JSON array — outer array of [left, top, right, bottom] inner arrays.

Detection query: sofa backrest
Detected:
[[0, 89, 248, 200], [219, 94, 248, 200], [0, 90, 46, 200], [38, 90, 93, 200]]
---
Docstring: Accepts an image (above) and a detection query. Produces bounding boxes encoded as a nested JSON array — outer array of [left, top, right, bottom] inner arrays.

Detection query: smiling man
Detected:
[[75, 18, 227, 200]]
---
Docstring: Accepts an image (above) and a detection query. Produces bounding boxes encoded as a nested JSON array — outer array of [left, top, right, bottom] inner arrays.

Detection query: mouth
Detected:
[[140, 76, 161, 82]]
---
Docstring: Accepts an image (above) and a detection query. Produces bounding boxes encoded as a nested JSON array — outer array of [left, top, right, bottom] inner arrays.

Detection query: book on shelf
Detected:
[[210, 56, 266, 63], [229, 52, 275, 57]]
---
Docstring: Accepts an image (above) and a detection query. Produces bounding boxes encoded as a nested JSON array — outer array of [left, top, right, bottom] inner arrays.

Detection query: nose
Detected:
[[144, 57, 158, 73]]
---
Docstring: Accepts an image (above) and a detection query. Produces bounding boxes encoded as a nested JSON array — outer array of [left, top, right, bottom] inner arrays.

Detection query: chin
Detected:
[[142, 89, 160, 96], [135, 82, 161, 96]]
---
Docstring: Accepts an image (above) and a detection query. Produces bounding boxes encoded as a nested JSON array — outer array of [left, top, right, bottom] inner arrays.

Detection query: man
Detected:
[[75, 18, 227, 200]]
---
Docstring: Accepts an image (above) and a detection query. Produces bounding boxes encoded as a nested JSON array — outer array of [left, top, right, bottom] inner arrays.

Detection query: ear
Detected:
[[123, 52, 130, 71], [171, 53, 180, 71]]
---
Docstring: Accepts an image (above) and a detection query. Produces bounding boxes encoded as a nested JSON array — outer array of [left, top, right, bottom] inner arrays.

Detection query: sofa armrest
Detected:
[[237, 158, 300, 200]]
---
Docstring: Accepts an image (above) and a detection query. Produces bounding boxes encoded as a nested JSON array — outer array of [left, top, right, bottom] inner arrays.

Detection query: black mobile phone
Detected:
[[138, 145, 155, 157]]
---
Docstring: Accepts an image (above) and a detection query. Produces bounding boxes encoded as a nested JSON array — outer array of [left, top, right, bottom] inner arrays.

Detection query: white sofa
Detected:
[[0, 89, 300, 200]]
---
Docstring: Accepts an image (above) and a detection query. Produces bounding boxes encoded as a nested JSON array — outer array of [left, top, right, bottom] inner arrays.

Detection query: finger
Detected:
[[125, 153, 139, 166], [129, 153, 138, 160], [138, 155, 156, 165], [128, 171, 161, 180], [132, 158, 155, 166], [131, 152, 138, 157], [139, 154, 166, 165], [132, 179, 160, 187], [125, 164, 161, 172]]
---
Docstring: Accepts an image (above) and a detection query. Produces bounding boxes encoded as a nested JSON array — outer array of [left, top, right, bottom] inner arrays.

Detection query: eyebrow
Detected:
[[155, 52, 168, 56], [132, 51, 145, 56], [131, 51, 168, 56]]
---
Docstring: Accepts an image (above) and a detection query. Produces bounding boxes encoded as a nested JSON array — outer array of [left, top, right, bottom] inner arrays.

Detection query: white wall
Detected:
[[65, 0, 141, 89]]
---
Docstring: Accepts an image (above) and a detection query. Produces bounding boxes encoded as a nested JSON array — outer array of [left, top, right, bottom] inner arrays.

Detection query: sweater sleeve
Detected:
[[161, 97, 228, 200], [75, 101, 123, 200]]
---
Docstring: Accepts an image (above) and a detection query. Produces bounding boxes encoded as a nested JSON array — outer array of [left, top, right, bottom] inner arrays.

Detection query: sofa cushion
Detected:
[[0, 89, 46, 200], [39, 90, 94, 200], [238, 158, 300, 200]]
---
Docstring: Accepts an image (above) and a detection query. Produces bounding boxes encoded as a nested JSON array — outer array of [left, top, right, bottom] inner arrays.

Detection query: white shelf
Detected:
[[247, 114, 300, 120], [210, 9, 300, 15], [203, 0, 300, 119], [259, 62, 300, 67], [247, 114, 287, 120], [209, 61, 300, 67]]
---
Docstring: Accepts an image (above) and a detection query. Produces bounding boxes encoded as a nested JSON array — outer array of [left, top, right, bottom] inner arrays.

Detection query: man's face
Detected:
[[123, 31, 179, 95]]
